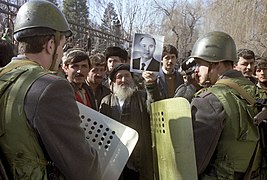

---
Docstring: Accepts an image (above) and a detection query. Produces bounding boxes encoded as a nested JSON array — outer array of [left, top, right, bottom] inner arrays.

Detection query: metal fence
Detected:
[[0, 1, 131, 54]]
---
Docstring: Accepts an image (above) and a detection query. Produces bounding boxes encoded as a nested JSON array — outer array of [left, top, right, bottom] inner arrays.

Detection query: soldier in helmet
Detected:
[[0, 1, 100, 179], [190, 31, 266, 179]]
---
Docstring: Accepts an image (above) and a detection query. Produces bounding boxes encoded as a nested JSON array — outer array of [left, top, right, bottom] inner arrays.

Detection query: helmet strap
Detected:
[[49, 31, 60, 71], [204, 63, 213, 86]]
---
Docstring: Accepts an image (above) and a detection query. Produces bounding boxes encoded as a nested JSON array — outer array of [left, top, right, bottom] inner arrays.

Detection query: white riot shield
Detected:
[[77, 102, 139, 180], [150, 97, 197, 180]]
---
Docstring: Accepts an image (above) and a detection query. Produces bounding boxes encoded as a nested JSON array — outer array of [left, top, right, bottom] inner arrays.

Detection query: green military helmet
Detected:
[[190, 31, 237, 63], [14, 0, 72, 41]]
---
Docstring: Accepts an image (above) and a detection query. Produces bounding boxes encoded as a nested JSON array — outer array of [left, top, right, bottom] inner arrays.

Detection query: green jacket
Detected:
[[0, 60, 50, 179], [206, 77, 263, 178]]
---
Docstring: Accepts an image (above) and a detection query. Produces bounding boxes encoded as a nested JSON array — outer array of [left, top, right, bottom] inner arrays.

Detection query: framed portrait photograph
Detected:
[[130, 33, 164, 73]]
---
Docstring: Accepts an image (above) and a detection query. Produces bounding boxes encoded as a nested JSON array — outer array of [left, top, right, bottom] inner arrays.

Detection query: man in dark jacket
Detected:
[[86, 53, 111, 110], [102, 46, 128, 89], [157, 44, 184, 99], [99, 63, 160, 180]]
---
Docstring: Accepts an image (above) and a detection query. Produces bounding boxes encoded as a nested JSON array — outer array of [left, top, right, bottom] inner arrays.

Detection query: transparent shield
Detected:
[[77, 102, 139, 180]]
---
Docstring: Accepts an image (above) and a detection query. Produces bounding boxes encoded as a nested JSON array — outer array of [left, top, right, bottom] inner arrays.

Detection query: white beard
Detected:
[[113, 82, 135, 101]]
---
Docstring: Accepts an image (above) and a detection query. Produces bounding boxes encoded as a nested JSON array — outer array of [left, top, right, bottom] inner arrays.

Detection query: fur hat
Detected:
[[109, 63, 130, 82], [105, 46, 128, 61]]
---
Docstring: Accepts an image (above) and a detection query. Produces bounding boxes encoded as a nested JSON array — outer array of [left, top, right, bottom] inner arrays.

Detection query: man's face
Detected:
[[162, 53, 177, 73], [51, 36, 66, 71], [139, 37, 156, 60], [194, 59, 210, 85], [114, 70, 133, 88], [234, 57, 255, 77], [65, 60, 90, 85], [107, 56, 122, 71], [57, 36, 66, 62], [87, 64, 106, 85], [113, 70, 135, 100], [255, 67, 267, 83]]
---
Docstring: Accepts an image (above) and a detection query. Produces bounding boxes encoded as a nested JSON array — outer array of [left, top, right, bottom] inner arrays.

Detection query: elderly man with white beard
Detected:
[[99, 63, 160, 180]]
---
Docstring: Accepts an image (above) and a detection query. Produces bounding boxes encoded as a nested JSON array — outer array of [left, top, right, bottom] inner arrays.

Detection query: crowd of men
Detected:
[[1, 0, 267, 180]]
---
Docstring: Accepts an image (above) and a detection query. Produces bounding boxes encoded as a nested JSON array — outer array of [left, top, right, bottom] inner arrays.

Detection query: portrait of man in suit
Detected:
[[131, 34, 163, 72]]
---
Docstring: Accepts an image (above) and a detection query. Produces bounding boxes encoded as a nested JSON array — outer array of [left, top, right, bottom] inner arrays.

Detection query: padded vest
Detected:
[[204, 77, 264, 179], [0, 60, 50, 179]]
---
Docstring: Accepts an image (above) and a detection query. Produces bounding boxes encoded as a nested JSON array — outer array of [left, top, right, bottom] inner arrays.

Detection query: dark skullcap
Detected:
[[105, 46, 128, 61], [109, 63, 130, 82]]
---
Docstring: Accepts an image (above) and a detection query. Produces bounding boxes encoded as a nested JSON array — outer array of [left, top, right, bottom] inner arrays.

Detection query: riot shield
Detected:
[[150, 97, 197, 180], [77, 102, 139, 180]]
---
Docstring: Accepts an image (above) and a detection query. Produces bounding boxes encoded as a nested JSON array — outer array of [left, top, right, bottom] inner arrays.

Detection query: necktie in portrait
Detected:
[[141, 63, 146, 70]]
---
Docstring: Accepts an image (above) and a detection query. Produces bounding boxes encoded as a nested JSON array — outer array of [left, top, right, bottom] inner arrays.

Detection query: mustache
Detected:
[[120, 82, 130, 86]]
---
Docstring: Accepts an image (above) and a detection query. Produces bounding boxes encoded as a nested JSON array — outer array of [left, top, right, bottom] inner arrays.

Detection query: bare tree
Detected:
[[108, 0, 161, 45], [154, 0, 203, 63], [202, 0, 267, 56]]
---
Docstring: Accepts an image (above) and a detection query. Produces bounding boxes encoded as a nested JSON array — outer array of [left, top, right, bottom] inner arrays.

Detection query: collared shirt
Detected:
[[117, 97, 125, 113]]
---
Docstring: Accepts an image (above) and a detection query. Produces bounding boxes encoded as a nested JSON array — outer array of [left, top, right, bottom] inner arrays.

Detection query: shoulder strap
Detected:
[[215, 79, 256, 105], [216, 79, 259, 179], [0, 62, 48, 103], [0, 60, 39, 77], [1, 65, 49, 135]]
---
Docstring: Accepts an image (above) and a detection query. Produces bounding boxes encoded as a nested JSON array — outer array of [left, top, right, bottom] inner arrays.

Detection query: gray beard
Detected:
[[113, 83, 135, 101]]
